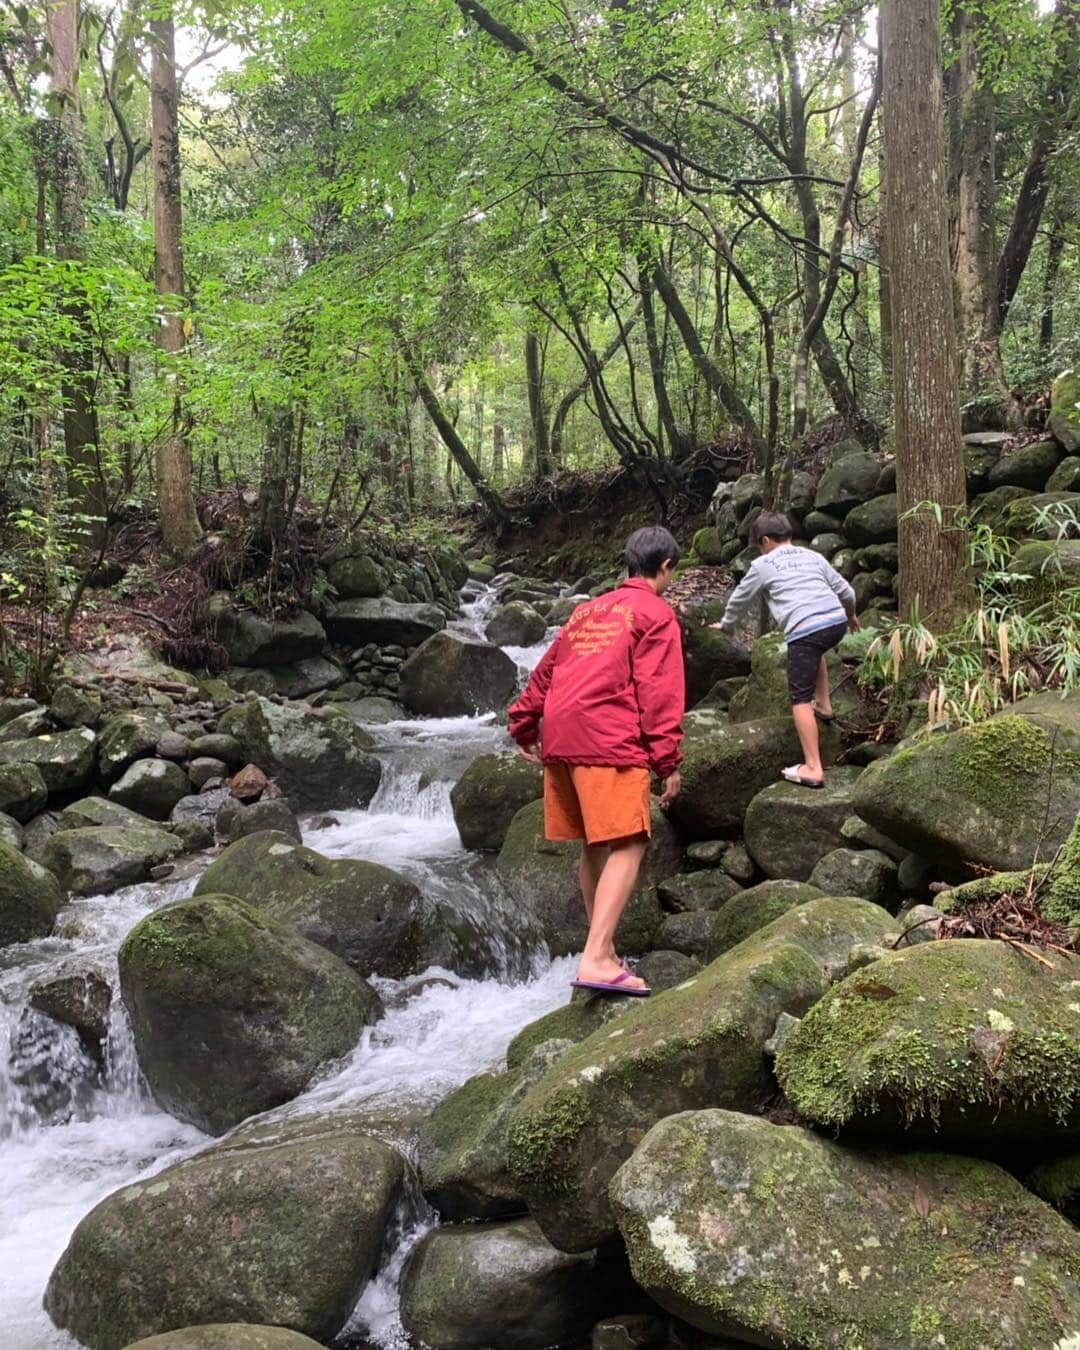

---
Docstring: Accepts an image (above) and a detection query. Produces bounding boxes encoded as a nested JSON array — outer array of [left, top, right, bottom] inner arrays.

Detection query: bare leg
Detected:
[[577, 836, 649, 987], [791, 703, 824, 781], [578, 842, 608, 928], [813, 657, 832, 717]]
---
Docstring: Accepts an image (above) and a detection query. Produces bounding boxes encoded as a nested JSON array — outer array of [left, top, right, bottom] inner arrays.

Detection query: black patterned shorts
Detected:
[[787, 621, 848, 705]]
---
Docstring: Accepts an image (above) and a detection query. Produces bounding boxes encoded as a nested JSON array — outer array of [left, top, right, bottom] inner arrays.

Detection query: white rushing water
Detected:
[[0, 584, 571, 1349]]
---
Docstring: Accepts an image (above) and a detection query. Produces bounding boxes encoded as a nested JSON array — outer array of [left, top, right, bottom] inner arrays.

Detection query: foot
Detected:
[[576, 955, 648, 992], [812, 701, 835, 722], [781, 763, 825, 788]]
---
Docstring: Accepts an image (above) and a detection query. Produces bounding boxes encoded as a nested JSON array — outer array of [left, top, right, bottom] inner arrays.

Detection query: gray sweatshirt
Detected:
[[718, 543, 856, 641]]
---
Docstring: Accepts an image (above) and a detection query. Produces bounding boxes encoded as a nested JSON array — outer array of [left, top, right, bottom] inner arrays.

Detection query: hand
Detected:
[[847, 614, 861, 634], [518, 742, 542, 765], [659, 771, 682, 807], [707, 622, 726, 631]]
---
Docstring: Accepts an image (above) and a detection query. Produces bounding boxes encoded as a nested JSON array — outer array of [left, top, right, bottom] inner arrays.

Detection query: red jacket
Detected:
[[508, 578, 685, 779]]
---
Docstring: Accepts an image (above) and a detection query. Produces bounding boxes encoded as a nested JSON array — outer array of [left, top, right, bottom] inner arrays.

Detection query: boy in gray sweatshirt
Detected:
[[712, 512, 858, 788]]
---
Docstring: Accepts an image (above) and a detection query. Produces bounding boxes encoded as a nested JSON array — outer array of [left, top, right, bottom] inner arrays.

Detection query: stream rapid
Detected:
[[0, 585, 568, 1349]]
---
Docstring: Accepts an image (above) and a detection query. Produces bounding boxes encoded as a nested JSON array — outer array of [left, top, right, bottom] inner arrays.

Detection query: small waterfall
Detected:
[[0, 583, 573, 1349]]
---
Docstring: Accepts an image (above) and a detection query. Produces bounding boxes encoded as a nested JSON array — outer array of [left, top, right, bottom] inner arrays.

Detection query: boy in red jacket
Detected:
[[508, 527, 685, 997]]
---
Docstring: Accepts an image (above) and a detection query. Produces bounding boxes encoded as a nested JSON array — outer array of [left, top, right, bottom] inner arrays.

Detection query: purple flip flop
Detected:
[[571, 970, 651, 998]]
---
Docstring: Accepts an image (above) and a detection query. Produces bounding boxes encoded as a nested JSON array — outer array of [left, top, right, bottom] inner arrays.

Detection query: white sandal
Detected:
[[781, 764, 825, 790]]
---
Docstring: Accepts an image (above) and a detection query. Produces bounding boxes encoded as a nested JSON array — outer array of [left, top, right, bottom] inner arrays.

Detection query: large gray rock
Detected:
[[486, 601, 547, 648], [270, 657, 345, 699], [325, 550, 389, 599], [843, 493, 898, 546], [667, 713, 838, 838], [988, 437, 1065, 490], [325, 596, 446, 647], [44, 1114, 403, 1350], [43, 825, 183, 896], [58, 796, 153, 832], [777, 938, 1080, 1143], [1050, 369, 1080, 452], [400, 1218, 609, 1350], [744, 768, 863, 880], [119, 894, 380, 1133], [216, 696, 381, 810], [853, 693, 1080, 871], [400, 631, 518, 717], [706, 879, 826, 958], [814, 452, 881, 516], [123, 1329, 324, 1350], [417, 1041, 570, 1222], [505, 897, 897, 1251], [212, 603, 327, 668], [0, 727, 96, 794], [0, 838, 63, 946], [96, 712, 171, 782], [808, 846, 899, 907], [0, 761, 48, 822], [108, 759, 190, 821], [450, 751, 543, 852], [194, 831, 427, 978], [496, 799, 676, 956], [611, 1109, 1080, 1350]]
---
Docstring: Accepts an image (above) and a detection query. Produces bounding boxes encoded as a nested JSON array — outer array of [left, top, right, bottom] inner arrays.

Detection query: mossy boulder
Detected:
[[777, 938, 1080, 1142], [1002, 490, 1080, 539], [486, 601, 547, 648], [1011, 538, 1080, 595], [0, 761, 47, 822], [108, 758, 190, 820], [667, 713, 838, 839], [123, 1329, 324, 1350], [657, 870, 742, 913], [1048, 456, 1080, 493], [0, 837, 63, 946], [212, 605, 327, 669], [705, 879, 826, 958], [852, 697, 1080, 872], [0, 727, 96, 795], [506, 897, 897, 1251], [1028, 1154, 1080, 1225], [326, 552, 389, 599], [325, 596, 445, 647], [496, 799, 675, 957], [814, 452, 881, 516], [610, 1109, 1080, 1350], [744, 768, 863, 880], [44, 1114, 403, 1349], [216, 696, 381, 810], [450, 751, 543, 852], [96, 712, 171, 782], [193, 830, 427, 979], [1050, 368, 1080, 452], [418, 1040, 570, 1222], [808, 846, 899, 908], [57, 796, 152, 831], [43, 825, 183, 896], [679, 619, 752, 708], [400, 631, 519, 716], [505, 990, 650, 1071], [119, 894, 380, 1134], [989, 438, 1065, 490], [400, 1218, 613, 1350], [688, 525, 729, 566], [843, 493, 898, 546], [655, 910, 714, 957]]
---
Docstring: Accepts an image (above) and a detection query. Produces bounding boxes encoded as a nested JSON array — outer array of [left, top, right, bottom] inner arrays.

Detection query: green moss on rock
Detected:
[[706, 879, 825, 958], [777, 938, 1080, 1141], [610, 1109, 1080, 1350]]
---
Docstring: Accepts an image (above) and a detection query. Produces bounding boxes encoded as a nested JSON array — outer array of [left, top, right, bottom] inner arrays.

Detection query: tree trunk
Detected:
[[150, 9, 202, 560], [525, 329, 551, 479], [1040, 225, 1066, 359], [255, 406, 292, 555], [877, 9, 893, 390], [46, 0, 105, 531], [492, 420, 506, 478], [402, 343, 509, 523], [881, 0, 969, 627], [950, 4, 1010, 413]]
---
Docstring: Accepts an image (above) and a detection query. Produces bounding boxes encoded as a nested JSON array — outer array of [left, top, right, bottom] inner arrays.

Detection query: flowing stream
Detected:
[[0, 585, 569, 1349]]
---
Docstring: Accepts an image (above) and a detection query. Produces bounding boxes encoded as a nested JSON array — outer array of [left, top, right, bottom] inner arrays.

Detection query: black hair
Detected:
[[750, 512, 793, 546], [625, 525, 680, 577]]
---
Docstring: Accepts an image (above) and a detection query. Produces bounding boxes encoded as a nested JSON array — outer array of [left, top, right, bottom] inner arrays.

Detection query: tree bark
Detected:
[[1040, 224, 1066, 359], [402, 342, 509, 523], [550, 311, 640, 462], [150, 9, 202, 560], [881, 0, 969, 627], [950, 4, 1010, 411], [46, 0, 105, 531], [255, 406, 292, 555], [525, 328, 551, 479]]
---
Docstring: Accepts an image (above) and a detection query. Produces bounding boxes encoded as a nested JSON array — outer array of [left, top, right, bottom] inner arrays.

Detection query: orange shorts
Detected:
[[544, 764, 652, 845]]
